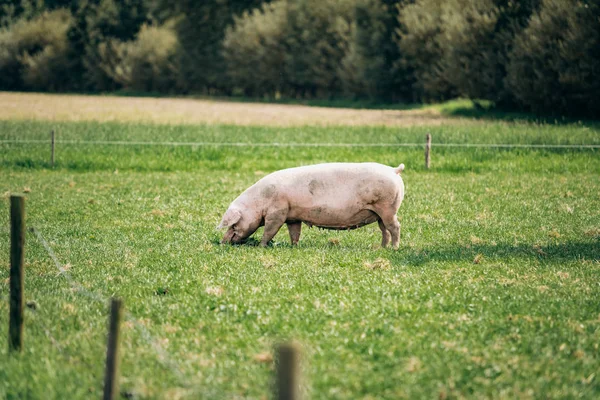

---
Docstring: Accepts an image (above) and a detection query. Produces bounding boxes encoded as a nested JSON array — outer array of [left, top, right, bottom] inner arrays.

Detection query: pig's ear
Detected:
[[217, 208, 242, 229]]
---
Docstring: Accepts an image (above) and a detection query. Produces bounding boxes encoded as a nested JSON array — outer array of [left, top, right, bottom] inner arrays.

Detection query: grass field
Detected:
[[0, 94, 599, 399]]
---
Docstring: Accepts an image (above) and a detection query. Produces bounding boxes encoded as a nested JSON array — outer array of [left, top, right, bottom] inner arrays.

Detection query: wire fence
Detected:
[[28, 226, 196, 393], [1, 138, 599, 149]]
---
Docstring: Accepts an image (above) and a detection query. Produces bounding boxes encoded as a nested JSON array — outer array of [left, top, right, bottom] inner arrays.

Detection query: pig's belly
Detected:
[[288, 207, 379, 230]]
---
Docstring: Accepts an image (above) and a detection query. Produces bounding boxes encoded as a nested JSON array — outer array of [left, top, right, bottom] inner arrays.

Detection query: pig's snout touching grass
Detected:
[[220, 227, 237, 244], [218, 162, 406, 249]]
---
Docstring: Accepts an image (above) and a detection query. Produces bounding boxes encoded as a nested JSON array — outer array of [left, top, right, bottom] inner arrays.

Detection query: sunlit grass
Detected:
[[0, 118, 599, 399]]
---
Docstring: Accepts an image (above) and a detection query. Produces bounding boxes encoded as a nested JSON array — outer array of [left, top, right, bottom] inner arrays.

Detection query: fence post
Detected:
[[9, 195, 25, 352], [276, 342, 301, 400], [103, 298, 123, 400], [50, 129, 55, 168], [425, 133, 431, 169]]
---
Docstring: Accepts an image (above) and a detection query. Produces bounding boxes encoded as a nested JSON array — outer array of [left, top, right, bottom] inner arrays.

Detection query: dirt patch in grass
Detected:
[[0, 92, 475, 127]]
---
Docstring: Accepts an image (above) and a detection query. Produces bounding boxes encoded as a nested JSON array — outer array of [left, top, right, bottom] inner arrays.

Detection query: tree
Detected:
[[66, 0, 149, 90], [506, 0, 600, 117], [173, 0, 266, 94], [435, 0, 541, 106], [340, 0, 408, 101]]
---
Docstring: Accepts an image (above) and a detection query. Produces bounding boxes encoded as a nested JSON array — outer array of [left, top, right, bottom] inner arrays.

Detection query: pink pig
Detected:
[[218, 162, 406, 248]]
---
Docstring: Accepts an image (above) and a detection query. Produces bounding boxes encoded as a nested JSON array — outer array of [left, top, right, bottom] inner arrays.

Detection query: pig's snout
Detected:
[[221, 228, 235, 244], [221, 227, 245, 245]]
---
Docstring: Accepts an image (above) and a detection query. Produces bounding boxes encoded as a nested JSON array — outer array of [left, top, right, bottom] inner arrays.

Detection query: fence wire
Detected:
[[30, 226, 193, 391], [1, 139, 599, 149]]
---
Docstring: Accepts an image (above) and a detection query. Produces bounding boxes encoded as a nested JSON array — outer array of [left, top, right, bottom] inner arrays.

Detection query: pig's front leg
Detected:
[[287, 222, 302, 245], [260, 208, 288, 247]]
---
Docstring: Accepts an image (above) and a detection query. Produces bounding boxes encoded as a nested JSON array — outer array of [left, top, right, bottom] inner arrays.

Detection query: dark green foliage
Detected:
[[0, 1, 81, 28], [0, 0, 599, 118], [436, 0, 541, 106], [223, 0, 355, 98], [222, 1, 288, 97], [101, 23, 180, 93], [283, 0, 354, 98], [397, 0, 544, 104], [506, 0, 600, 117], [0, 9, 71, 90], [340, 0, 407, 101], [397, 0, 454, 101], [173, 0, 266, 94], [66, 0, 149, 91], [0, 0, 44, 27]]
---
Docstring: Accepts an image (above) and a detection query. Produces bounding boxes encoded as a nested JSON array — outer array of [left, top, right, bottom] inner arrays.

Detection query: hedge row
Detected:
[[1, 0, 598, 117]]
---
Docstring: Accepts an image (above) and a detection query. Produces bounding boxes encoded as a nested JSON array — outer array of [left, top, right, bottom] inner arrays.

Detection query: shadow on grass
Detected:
[[394, 241, 599, 266], [212, 233, 598, 266], [439, 100, 600, 128]]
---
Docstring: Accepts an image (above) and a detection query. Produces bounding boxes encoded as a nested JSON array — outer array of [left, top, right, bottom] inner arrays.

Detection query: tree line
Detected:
[[1, 0, 598, 117]]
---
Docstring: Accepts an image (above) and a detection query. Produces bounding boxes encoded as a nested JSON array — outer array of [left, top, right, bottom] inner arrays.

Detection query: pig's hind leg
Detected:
[[287, 222, 302, 246], [377, 219, 391, 248], [373, 208, 400, 250], [260, 208, 288, 247]]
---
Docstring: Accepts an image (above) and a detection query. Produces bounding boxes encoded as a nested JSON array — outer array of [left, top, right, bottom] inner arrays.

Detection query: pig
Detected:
[[218, 162, 406, 249]]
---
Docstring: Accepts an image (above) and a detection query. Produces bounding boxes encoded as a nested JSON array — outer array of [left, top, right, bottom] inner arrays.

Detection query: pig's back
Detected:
[[265, 163, 403, 226], [272, 162, 400, 190]]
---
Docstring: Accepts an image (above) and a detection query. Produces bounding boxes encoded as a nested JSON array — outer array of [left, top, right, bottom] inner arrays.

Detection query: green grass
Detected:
[[0, 119, 599, 399]]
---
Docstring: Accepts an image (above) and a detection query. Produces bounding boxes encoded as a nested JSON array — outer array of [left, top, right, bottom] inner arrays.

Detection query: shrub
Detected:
[[435, 0, 540, 105], [0, 9, 72, 91], [223, 0, 356, 98], [397, 0, 454, 101], [67, 0, 149, 91], [222, 1, 288, 97], [284, 0, 355, 98], [173, 0, 266, 94], [0, 0, 46, 28], [339, 0, 406, 100], [99, 23, 180, 93], [506, 0, 600, 117]]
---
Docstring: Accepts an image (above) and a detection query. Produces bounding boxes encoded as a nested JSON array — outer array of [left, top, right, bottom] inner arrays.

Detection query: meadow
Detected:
[[0, 95, 599, 399]]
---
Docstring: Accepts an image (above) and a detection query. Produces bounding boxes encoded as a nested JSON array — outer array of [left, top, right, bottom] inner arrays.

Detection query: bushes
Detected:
[[339, 0, 405, 100], [397, 0, 541, 103], [222, 1, 288, 97], [397, 0, 453, 101], [223, 0, 355, 98], [436, 0, 540, 105], [67, 0, 149, 91], [0, 9, 72, 91], [99, 23, 180, 93], [0, 0, 598, 118], [284, 0, 355, 98], [173, 0, 266, 94], [506, 0, 600, 117], [398, 0, 600, 116]]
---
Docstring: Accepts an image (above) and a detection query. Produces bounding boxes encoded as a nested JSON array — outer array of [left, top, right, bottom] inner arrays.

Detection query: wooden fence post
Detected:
[[50, 129, 55, 168], [425, 133, 431, 169], [276, 342, 301, 400], [103, 298, 123, 400], [9, 195, 25, 352]]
